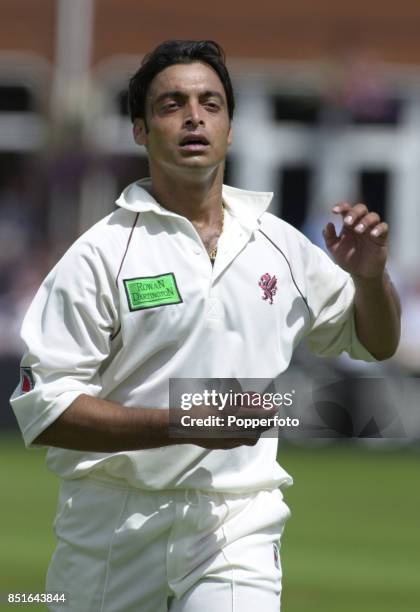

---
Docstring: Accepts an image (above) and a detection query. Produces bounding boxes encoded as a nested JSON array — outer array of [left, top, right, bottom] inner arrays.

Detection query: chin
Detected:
[[176, 157, 217, 170]]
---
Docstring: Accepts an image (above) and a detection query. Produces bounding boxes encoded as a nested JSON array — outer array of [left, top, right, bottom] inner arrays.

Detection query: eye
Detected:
[[205, 101, 220, 111], [162, 101, 180, 112]]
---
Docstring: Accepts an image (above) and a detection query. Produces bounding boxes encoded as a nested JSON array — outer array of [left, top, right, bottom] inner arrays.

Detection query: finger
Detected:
[[322, 222, 338, 247], [205, 440, 240, 450], [243, 438, 259, 446], [236, 407, 278, 420], [341, 203, 369, 227], [221, 440, 246, 449], [202, 437, 252, 449], [370, 221, 388, 242], [239, 391, 262, 408], [332, 202, 352, 215], [353, 212, 381, 234]]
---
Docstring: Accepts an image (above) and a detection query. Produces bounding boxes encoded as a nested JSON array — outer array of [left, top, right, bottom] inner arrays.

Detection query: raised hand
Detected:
[[323, 202, 388, 280]]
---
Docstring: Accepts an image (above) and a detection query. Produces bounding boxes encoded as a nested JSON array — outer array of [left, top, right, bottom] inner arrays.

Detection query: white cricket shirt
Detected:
[[10, 179, 375, 492]]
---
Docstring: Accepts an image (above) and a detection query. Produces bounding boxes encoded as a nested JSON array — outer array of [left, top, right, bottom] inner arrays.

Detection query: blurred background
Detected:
[[0, 1, 419, 611]]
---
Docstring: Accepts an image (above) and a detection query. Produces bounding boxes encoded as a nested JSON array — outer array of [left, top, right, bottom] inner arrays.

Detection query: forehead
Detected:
[[147, 62, 226, 99]]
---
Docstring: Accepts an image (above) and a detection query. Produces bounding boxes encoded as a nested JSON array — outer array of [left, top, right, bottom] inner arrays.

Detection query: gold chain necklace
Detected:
[[209, 202, 224, 263]]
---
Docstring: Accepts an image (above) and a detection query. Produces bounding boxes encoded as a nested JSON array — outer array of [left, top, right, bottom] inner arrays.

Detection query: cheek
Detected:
[[147, 127, 176, 155], [213, 126, 231, 152]]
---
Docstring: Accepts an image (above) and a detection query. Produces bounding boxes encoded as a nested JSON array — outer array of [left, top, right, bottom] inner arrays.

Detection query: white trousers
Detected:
[[46, 476, 290, 611]]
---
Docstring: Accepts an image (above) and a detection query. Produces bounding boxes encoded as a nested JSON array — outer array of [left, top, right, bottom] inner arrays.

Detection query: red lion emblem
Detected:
[[258, 273, 277, 305]]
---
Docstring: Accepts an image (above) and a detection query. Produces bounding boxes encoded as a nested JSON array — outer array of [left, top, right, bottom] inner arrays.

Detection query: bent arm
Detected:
[[353, 271, 401, 360], [32, 394, 260, 451], [32, 394, 173, 452]]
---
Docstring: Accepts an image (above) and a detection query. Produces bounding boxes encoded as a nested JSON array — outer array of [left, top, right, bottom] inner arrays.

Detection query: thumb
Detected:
[[322, 222, 338, 249]]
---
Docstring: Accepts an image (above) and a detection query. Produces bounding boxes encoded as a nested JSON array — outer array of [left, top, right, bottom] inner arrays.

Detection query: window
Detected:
[[278, 166, 312, 229], [272, 94, 321, 125], [0, 85, 35, 112], [358, 169, 389, 220], [349, 99, 401, 126]]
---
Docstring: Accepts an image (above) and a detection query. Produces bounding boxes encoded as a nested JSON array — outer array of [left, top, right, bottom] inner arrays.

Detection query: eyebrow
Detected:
[[153, 90, 225, 105]]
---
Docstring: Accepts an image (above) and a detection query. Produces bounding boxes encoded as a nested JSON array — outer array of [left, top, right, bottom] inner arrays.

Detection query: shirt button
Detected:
[[193, 247, 201, 255]]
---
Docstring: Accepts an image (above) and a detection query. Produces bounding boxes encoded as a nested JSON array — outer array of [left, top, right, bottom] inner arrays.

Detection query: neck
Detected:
[[149, 164, 224, 226]]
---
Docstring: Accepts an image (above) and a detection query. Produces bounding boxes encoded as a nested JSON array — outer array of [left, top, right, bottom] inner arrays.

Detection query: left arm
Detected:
[[323, 202, 401, 360]]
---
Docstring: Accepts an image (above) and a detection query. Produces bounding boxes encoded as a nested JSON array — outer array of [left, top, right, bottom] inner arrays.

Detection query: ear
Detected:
[[227, 124, 233, 147], [133, 119, 148, 146]]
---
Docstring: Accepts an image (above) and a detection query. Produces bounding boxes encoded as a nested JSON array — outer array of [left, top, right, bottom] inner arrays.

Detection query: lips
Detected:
[[179, 134, 210, 147]]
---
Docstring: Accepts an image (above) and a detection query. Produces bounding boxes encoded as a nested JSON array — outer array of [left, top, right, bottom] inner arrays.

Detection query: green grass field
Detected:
[[1, 434, 419, 611], [279, 442, 420, 612]]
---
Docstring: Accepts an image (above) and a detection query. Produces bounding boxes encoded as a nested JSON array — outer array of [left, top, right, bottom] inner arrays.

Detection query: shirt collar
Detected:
[[115, 178, 273, 230]]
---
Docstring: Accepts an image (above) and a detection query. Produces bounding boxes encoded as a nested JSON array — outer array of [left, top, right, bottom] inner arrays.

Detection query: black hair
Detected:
[[127, 40, 235, 124]]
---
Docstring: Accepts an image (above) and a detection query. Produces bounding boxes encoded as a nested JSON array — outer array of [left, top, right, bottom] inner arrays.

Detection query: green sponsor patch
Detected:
[[123, 273, 183, 311]]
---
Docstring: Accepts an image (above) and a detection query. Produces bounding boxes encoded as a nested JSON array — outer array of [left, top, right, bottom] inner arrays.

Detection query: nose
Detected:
[[183, 101, 204, 129]]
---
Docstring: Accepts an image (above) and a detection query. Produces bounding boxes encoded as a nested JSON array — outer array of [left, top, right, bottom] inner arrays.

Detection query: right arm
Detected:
[[32, 394, 173, 452], [33, 394, 262, 451]]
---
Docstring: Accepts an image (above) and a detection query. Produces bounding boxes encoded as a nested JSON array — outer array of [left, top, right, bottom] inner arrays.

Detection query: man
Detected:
[[10, 40, 400, 611]]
